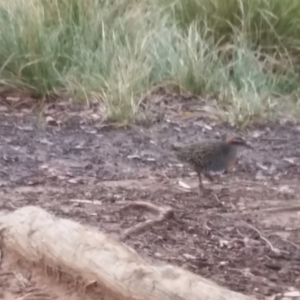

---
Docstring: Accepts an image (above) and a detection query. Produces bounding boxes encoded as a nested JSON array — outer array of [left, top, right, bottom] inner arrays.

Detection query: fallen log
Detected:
[[0, 206, 257, 300]]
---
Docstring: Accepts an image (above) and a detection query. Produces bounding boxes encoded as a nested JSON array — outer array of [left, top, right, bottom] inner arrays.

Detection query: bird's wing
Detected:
[[193, 141, 224, 168]]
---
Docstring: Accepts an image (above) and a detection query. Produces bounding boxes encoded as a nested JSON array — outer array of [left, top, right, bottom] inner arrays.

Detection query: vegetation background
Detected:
[[0, 0, 299, 126]]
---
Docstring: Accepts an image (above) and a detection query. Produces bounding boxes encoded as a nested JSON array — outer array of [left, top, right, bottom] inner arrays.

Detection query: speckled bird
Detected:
[[171, 136, 252, 193]]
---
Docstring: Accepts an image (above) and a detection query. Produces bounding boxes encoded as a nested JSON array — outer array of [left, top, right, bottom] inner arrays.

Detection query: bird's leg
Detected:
[[197, 172, 204, 193], [197, 172, 211, 195]]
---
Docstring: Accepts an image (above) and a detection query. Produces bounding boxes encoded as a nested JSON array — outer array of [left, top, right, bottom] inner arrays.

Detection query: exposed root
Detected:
[[119, 201, 174, 239], [239, 222, 282, 255]]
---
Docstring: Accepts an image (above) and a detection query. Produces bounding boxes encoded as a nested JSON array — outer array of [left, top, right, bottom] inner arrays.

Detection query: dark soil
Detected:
[[0, 92, 300, 299]]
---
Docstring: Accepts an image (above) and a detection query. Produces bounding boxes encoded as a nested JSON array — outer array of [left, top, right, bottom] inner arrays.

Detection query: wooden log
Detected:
[[0, 206, 257, 300]]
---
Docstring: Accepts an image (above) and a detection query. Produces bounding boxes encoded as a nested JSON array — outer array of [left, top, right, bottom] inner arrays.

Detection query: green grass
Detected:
[[0, 0, 300, 125]]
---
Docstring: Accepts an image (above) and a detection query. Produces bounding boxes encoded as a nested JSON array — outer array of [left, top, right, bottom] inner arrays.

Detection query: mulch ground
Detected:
[[0, 91, 300, 299]]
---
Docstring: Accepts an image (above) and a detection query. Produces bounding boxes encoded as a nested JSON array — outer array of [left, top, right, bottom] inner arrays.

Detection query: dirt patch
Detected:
[[0, 93, 300, 299]]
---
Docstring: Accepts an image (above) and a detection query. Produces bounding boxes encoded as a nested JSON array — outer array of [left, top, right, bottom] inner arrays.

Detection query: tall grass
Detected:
[[0, 0, 299, 124], [161, 0, 300, 55]]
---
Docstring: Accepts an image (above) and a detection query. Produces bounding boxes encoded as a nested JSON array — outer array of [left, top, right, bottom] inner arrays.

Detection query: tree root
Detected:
[[119, 201, 174, 239]]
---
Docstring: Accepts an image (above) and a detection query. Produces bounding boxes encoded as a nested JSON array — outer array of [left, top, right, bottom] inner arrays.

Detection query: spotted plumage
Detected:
[[171, 136, 252, 193]]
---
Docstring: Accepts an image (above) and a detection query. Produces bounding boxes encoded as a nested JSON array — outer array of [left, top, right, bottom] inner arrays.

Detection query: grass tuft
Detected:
[[0, 0, 300, 124]]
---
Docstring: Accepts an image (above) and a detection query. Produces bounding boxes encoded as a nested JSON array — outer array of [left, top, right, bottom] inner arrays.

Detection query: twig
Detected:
[[251, 204, 300, 214], [212, 192, 221, 203], [119, 201, 174, 239], [268, 234, 300, 251], [240, 222, 280, 254], [259, 137, 290, 142], [69, 199, 102, 205]]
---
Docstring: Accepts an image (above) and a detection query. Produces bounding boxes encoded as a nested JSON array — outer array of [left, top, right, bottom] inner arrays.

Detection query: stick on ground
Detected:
[[119, 201, 174, 239]]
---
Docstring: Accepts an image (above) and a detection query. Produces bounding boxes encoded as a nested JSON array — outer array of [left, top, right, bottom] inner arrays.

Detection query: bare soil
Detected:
[[0, 92, 300, 299]]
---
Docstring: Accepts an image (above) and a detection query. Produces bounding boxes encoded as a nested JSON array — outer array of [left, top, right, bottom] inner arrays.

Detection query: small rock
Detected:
[[46, 116, 61, 126], [154, 252, 162, 258], [278, 185, 294, 194], [178, 180, 191, 189], [283, 290, 300, 297], [251, 130, 265, 138], [255, 170, 266, 180], [283, 157, 297, 165], [182, 253, 196, 260], [219, 239, 229, 248]]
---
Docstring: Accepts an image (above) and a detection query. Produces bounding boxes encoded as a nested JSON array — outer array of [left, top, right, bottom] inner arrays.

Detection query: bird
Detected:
[[171, 136, 252, 194]]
